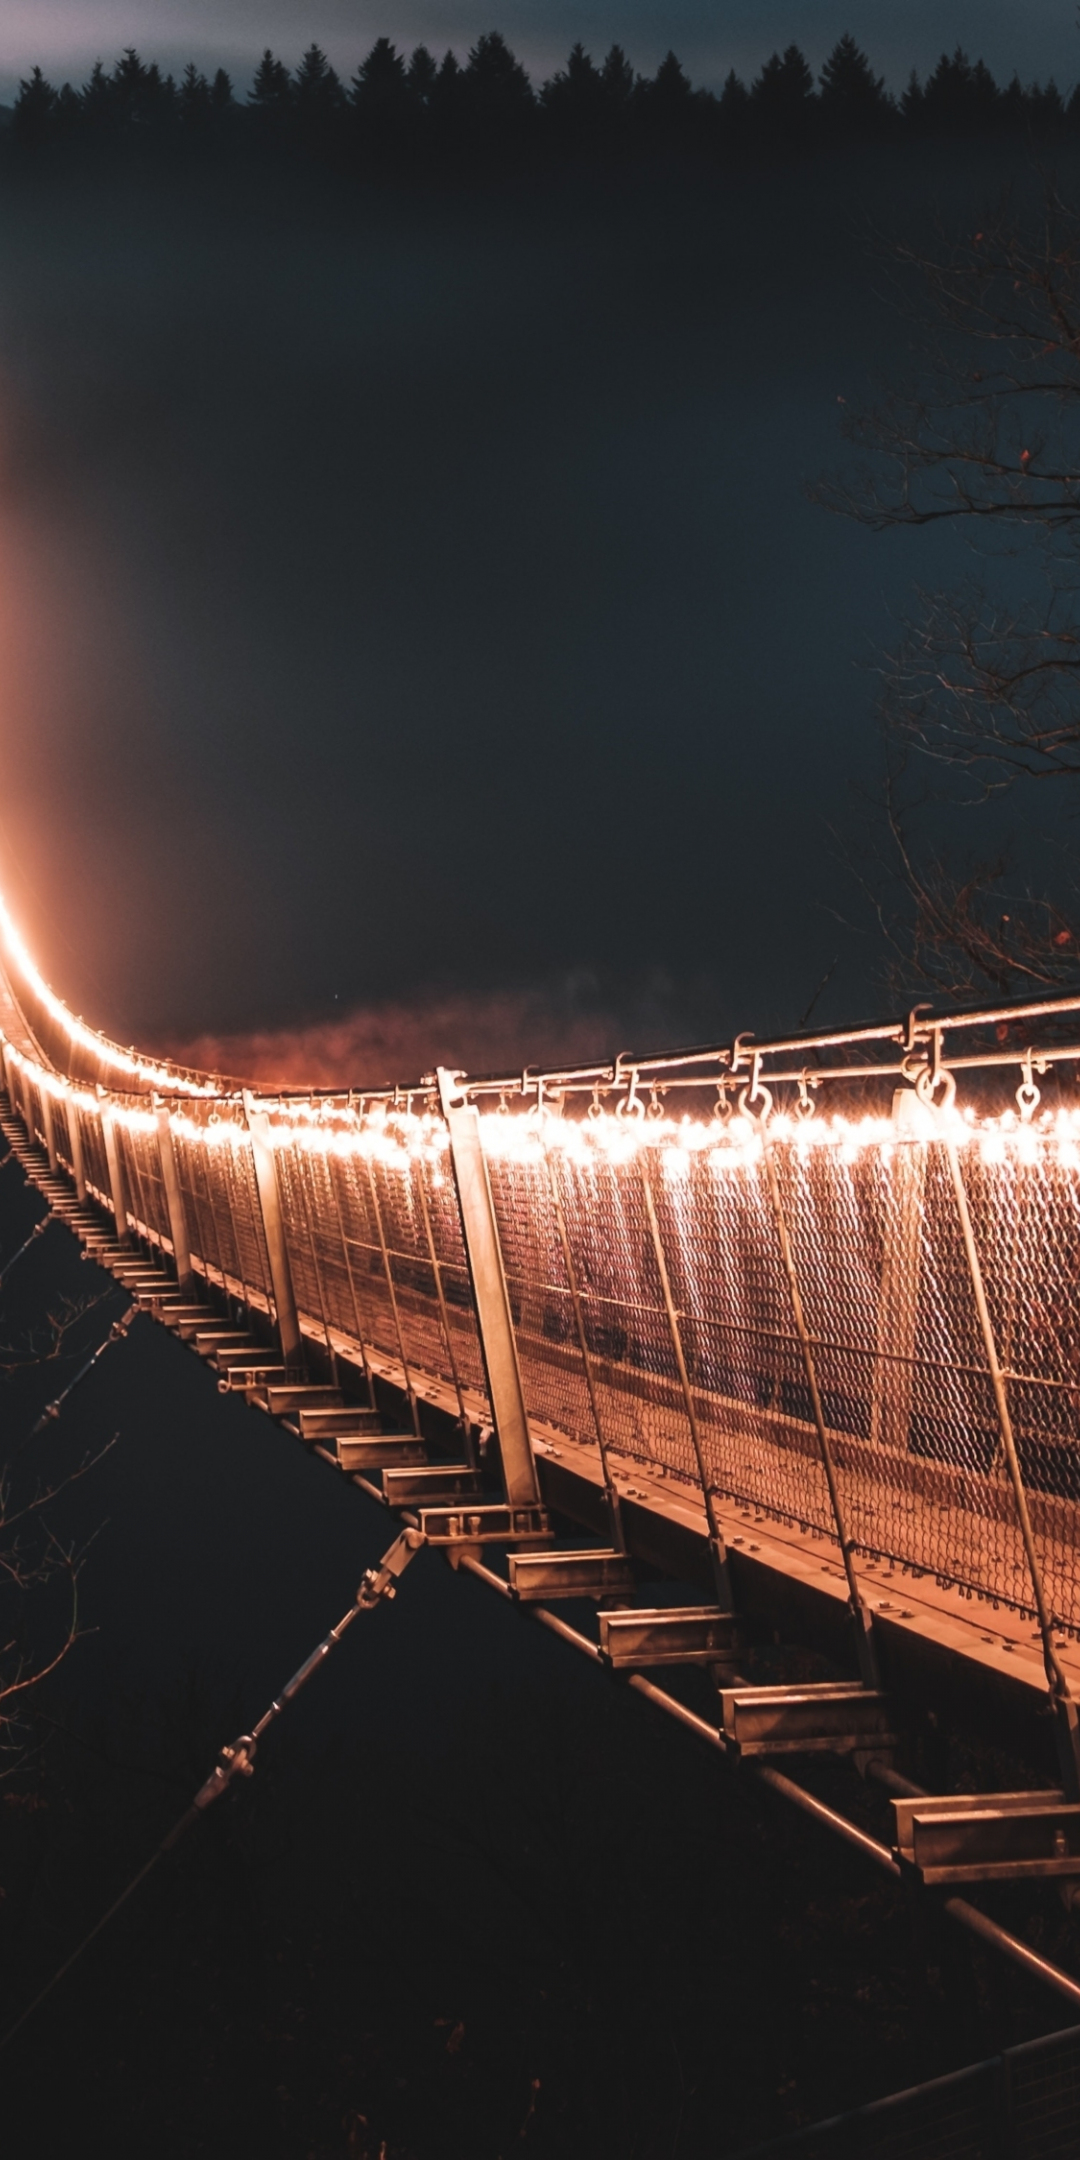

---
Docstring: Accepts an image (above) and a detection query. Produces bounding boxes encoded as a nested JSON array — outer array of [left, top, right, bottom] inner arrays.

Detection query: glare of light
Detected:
[[0, 887, 217, 1096]]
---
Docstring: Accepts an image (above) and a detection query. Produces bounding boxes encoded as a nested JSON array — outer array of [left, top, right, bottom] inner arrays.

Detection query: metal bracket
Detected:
[[418, 1503, 552, 1546], [719, 1682, 897, 1761], [892, 1791, 1080, 1885], [508, 1550, 637, 1604], [336, 1435, 428, 1472], [381, 1465, 483, 1508], [297, 1406, 383, 1442], [599, 1606, 744, 1671]]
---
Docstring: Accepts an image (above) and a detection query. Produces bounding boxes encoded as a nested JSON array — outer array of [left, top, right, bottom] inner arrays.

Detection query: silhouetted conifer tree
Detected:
[[350, 36, 412, 150], [406, 46, 438, 110], [920, 50, 1001, 134], [429, 48, 464, 146], [600, 45, 635, 110], [294, 42, 343, 140], [12, 66, 57, 146], [3, 31, 1074, 171], [637, 51, 701, 146], [541, 44, 607, 147], [899, 70, 924, 131], [460, 32, 534, 154], [179, 62, 212, 130], [751, 46, 815, 146], [1028, 80, 1065, 136], [818, 35, 894, 137], [249, 49, 293, 127]]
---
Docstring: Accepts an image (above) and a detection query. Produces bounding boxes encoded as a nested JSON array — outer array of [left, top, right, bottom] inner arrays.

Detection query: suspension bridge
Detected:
[[6, 887, 1080, 2020]]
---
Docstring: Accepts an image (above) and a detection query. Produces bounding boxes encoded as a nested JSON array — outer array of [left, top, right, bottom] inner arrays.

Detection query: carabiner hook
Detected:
[[737, 1051, 773, 1126]]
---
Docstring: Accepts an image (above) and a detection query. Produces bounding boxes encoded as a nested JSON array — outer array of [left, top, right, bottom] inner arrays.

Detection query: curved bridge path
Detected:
[[6, 889, 1080, 2003]]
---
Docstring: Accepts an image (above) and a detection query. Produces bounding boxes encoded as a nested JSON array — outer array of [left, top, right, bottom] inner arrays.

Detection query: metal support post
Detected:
[[68, 1099, 87, 1201], [640, 1172, 733, 1608], [242, 1092, 302, 1370], [99, 1105, 132, 1246], [546, 1142, 625, 1552], [154, 1104, 194, 1297], [436, 1070, 541, 1510], [756, 1129, 880, 1689], [943, 1127, 1080, 1799], [40, 1089, 57, 1171]]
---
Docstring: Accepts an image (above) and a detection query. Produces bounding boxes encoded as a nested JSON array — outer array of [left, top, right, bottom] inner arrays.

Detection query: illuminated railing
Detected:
[[4, 910, 1080, 1674]]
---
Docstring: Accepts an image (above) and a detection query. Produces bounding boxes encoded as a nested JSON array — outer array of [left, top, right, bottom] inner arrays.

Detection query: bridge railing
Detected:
[[6, 976, 1080, 1659]]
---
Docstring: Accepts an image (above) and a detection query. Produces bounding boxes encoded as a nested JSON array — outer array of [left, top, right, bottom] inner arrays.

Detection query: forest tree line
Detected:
[[7, 35, 1078, 169]]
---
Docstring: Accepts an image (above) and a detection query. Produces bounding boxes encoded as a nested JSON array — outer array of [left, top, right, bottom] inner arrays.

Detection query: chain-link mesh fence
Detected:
[[7, 1060, 1080, 1637]]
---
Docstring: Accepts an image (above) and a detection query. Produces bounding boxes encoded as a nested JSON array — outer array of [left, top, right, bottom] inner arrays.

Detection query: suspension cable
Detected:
[[0, 1525, 424, 2055], [0, 1214, 53, 1289], [31, 1299, 139, 1434]]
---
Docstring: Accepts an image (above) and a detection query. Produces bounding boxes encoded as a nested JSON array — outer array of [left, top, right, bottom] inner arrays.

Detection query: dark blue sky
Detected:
[[0, 0, 1073, 102], [0, 141, 1012, 1073]]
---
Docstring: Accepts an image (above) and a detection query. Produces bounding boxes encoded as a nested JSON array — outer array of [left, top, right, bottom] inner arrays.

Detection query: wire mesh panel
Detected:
[[49, 1092, 71, 1171], [475, 1108, 1080, 1629], [73, 1100, 110, 1207], [169, 1113, 272, 1300], [268, 1114, 487, 1408], [114, 1118, 171, 1246]]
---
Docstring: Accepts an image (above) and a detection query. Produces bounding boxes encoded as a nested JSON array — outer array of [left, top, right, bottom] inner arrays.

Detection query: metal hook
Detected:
[[738, 1051, 774, 1125], [914, 1061, 957, 1115], [795, 1073, 817, 1121], [1017, 1052, 1041, 1123], [901, 1003, 933, 1056]]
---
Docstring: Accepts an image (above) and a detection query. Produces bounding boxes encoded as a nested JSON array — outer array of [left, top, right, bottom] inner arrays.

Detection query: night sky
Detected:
[[0, 13, 1067, 1084]]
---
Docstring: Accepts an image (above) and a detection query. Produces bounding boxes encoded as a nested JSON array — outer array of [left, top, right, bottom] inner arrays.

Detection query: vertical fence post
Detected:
[[68, 1098, 87, 1200], [40, 1088, 57, 1171], [99, 1101, 132, 1246], [942, 1122, 1080, 1798], [154, 1103, 194, 1297], [242, 1092, 302, 1370], [436, 1070, 540, 1510], [641, 1169, 733, 1607], [756, 1120, 880, 1690]]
